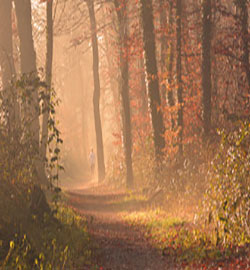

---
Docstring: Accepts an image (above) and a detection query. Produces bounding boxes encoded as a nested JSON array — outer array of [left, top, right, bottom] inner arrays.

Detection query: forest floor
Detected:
[[66, 182, 177, 270], [65, 181, 249, 270]]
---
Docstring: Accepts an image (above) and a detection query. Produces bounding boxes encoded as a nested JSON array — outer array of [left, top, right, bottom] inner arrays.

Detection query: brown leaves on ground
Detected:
[[66, 184, 249, 270], [66, 184, 174, 270]]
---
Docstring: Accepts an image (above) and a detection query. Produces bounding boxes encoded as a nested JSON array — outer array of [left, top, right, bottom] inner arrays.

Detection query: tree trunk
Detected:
[[176, 0, 183, 156], [87, 0, 106, 182], [139, 56, 148, 115], [14, 0, 37, 74], [14, 0, 47, 186], [138, 9, 148, 115], [159, 0, 167, 101], [79, 63, 88, 166], [0, 0, 15, 89], [0, 0, 18, 128], [202, 0, 212, 141], [167, 0, 175, 129], [140, 0, 165, 161], [14, 0, 40, 148], [40, 0, 54, 177], [101, 5, 120, 131], [114, 0, 134, 189], [236, 0, 250, 87]]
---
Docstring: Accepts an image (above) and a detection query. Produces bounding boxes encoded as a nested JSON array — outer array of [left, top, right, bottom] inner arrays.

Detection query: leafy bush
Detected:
[[0, 75, 91, 269], [1, 204, 91, 270], [203, 121, 250, 246], [0, 73, 63, 186]]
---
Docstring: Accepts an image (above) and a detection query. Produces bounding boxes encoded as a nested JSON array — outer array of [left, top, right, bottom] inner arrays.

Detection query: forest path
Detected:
[[66, 183, 175, 270]]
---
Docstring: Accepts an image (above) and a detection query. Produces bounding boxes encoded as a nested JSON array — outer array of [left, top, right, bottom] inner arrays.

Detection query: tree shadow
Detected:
[[65, 189, 173, 269], [66, 190, 148, 213]]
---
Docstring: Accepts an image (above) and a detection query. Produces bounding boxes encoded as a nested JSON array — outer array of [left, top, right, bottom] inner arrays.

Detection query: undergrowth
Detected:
[[0, 202, 92, 270], [117, 121, 250, 269], [123, 209, 249, 269], [0, 76, 93, 269], [202, 121, 250, 247]]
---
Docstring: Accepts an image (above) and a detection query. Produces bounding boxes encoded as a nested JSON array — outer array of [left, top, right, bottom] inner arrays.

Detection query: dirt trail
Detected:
[[66, 184, 175, 270]]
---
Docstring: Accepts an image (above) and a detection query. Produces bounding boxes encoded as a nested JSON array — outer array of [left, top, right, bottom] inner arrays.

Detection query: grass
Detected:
[[114, 191, 148, 205], [123, 209, 187, 252], [122, 206, 250, 269]]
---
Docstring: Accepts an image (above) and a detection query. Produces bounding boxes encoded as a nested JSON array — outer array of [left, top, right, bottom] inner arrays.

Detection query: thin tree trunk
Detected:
[[139, 56, 148, 115], [114, 0, 134, 189], [160, 0, 166, 73], [87, 0, 106, 182], [237, 0, 250, 87], [176, 0, 183, 156], [159, 0, 167, 101], [140, 0, 165, 161], [138, 10, 148, 115], [41, 0, 54, 176], [167, 0, 175, 129], [79, 63, 88, 166], [202, 0, 212, 141], [0, 0, 18, 128], [101, 5, 120, 129]]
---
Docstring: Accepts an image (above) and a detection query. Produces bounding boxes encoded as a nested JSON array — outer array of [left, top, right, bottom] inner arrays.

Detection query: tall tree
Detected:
[[14, 0, 40, 147], [86, 0, 106, 182], [0, 0, 15, 89], [41, 0, 54, 176], [114, 0, 134, 188], [14, 0, 48, 186], [159, 0, 167, 98], [14, 0, 37, 75], [159, 0, 175, 129], [167, 0, 175, 129], [101, 5, 120, 130], [176, 0, 183, 156], [236, 0, 250, 87], [0, 0, 18, 126], [139, 56, 148, 115], [202, 0, 212, 141], [140, 0, 165, 161]]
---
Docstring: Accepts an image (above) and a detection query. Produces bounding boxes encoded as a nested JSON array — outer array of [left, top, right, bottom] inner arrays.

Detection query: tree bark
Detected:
[[0, 0, 15, 89], [14, 0, 40, 149], [176, 0, 183, 156], [114, 0, 134, 189], [79, 62, 89, 166], [159, 0, 167, 101], [0, 0, 19, 128], [236, 0, 250, 87], [14, 0, 48, 186], [14, 0, 37, 74], [139, 56, 148, 115], [202, 0, 212, 141], [140, 0, 165, 161], [101, 5, 120, 130], [87, 0, 106, 182], [40, 0, 54, 176], [167, 0, 175, 129]]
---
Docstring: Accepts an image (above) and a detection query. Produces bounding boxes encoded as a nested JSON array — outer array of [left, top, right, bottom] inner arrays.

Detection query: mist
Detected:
[[0, 0, 249, 269]]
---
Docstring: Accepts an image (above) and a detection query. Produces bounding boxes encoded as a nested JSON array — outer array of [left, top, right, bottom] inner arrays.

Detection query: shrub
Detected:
[[203, 121, 250, 246], [0, 76, 91, 269], [1, 204, 91, 270]]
